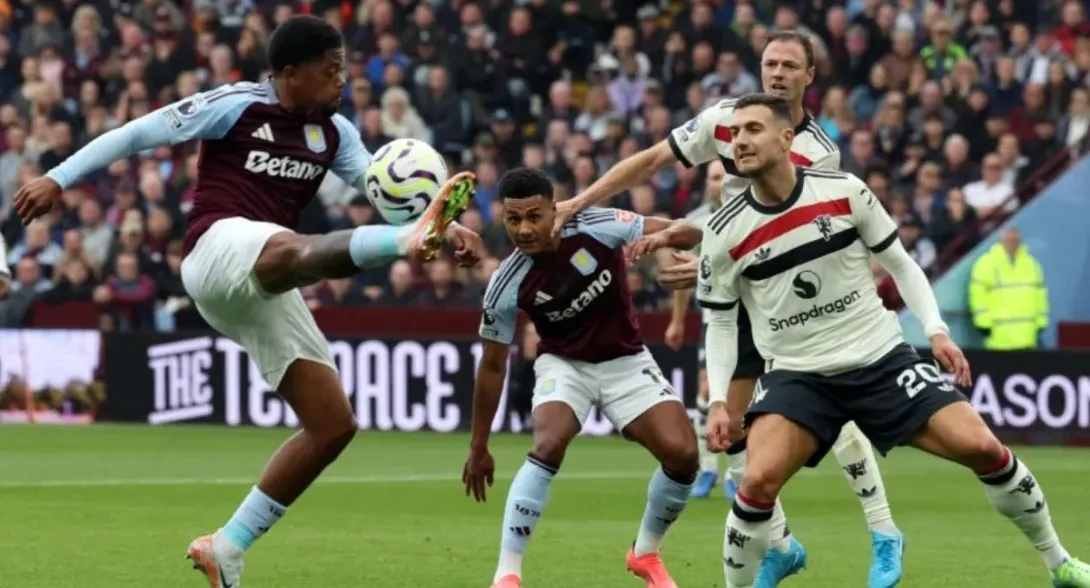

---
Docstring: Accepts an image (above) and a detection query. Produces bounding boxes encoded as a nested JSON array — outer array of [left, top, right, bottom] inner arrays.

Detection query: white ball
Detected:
[[363, 138, 449, 225]]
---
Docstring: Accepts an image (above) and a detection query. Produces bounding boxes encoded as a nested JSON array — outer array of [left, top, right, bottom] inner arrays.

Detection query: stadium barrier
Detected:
[[2, 326, 1089, 445]]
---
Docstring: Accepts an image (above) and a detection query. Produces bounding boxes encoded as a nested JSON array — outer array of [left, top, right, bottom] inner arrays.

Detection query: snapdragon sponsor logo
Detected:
[[769, 290, 862, 332]]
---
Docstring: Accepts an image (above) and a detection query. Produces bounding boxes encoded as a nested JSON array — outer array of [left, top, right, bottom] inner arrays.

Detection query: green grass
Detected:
[[1, 425, 1088, 587]]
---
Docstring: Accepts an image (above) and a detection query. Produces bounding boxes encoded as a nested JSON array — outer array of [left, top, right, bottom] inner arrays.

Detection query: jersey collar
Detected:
[[794, 112, 813, 135], [743, 166, 805, 215]]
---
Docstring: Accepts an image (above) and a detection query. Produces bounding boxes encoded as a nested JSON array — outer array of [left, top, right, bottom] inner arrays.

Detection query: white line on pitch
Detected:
[[0, 470, 656, 489]]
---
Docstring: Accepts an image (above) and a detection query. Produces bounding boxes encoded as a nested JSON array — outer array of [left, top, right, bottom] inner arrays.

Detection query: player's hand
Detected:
[[706, 402, 732, 453], [931, 333, 971, 387], [446, 223, 484, 268], [463, 445, 495, 503], [625, 233, 670, 263], [551, 198, 580, 238], [0, 275, 10, 300], [657, 251, 699, 290], [12, 176, 61, 225], [664, 320, 685, 351]]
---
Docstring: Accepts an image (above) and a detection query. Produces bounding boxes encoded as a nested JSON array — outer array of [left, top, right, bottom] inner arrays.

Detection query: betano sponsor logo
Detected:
[[244, 150, 326, 180], [769, 290, 862, 332], [545, 269, 612, 322]]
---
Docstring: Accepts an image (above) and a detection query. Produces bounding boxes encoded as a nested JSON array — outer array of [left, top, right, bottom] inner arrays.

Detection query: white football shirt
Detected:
[[667, 98, 840, 200], [696, 167, 905, 375]]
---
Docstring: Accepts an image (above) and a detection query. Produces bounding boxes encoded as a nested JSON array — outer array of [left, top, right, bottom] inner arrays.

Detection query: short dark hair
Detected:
[[498, 167, 554, 200], [766, 30, 815, 68], [267, 15, 344, 73], [733, 93, 794, 126]]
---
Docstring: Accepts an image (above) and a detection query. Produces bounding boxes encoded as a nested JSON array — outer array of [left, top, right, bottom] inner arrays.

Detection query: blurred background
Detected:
[[0, 0, 1087, 444]]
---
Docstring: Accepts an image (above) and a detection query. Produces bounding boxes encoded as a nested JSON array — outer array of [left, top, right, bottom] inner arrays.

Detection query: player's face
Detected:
[[729, 105, 793, 175], [761, 40, 814, 104], [292, 49, 347, 114], [503, 196, 556, 255]]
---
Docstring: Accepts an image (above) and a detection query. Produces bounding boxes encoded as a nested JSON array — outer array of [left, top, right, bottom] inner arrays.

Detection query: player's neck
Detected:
[[751, 162, 799, 207], [789, 102, 807, 129], [272, 78, 304, 112]]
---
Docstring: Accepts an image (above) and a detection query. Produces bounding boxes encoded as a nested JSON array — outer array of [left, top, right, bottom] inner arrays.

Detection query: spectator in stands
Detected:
[[898, 216, 938, 275], [9, 221, 62, 273], [964, 153, 1017, 219], [969, 227, 1049, 350], [40, 257, 95, 304], [379, 260, 420, 306], [929, 187, 979, 258], [380, 86, 428, 142], [99, 250, 156, 331], [418, 256, 470, 308], [1, 0, 1084, 329]]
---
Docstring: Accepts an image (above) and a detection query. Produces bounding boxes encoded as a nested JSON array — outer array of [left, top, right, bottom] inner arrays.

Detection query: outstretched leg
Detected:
[[491, 402, 581, 587], [254, 173, 475, 294], [911, 402, 1090, 587]]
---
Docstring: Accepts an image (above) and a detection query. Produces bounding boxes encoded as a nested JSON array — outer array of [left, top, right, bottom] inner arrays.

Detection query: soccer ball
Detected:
[[363, 138, 449, 225]]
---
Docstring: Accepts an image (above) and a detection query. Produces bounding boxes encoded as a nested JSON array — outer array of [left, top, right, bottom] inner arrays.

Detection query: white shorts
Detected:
[[180, 217, 334, 389], [532, 348, 682, 431]]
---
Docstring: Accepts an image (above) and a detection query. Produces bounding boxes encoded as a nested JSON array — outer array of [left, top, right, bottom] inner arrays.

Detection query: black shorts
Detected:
[[698, 301, 765, 379], [744, 343, 966, 467]]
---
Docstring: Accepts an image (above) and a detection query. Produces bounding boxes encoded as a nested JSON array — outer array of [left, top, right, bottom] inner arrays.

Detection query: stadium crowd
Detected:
[[0, 0, 1087, 331]]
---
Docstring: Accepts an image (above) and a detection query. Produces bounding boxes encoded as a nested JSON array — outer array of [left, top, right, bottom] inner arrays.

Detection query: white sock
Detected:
[[693, 411, 720, 473], [727, 447, 747, 484], [726, 444, 791, 552], [768, 499, 792, 552], [833, 422, 898, 535], [723, 492, 773, 587], [978, 447, 1070, 570], [496, 550, 522, 580]]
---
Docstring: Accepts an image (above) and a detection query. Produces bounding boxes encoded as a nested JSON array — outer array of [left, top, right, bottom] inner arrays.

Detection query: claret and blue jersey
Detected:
[[45, 80, 372, 256], [479, 207, 648, 363]]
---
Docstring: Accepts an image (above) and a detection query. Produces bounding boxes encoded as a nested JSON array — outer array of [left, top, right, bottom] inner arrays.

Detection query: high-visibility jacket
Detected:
[[968, 243, 1048, 350]]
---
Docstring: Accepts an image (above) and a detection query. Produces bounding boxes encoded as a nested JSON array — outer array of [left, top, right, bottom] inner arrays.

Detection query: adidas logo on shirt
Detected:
[[251, 123, 275, 142]]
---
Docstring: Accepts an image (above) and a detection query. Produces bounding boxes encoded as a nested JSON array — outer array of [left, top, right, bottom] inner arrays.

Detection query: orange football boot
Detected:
[[407, 171, 476, 261], [626, 547, 679, 588]]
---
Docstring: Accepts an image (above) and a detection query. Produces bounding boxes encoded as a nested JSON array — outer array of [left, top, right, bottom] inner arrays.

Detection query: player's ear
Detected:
[[782, 128, 795, 152]]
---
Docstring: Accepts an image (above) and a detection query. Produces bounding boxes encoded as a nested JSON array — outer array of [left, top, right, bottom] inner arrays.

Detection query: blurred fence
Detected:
[[2, 324, 1089, 446]]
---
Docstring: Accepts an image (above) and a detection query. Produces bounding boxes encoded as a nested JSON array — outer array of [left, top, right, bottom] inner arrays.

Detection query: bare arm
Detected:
[[641, 217, 704, 250], [469, 339, 511, 450], [571, 141, 678, 211], [671, 289, 693, 324]]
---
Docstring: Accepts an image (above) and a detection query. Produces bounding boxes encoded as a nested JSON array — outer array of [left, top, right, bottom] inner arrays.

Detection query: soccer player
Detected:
[[663, 161, 731, 499], [555, 31, 903, 586], [13, 16, 482, 587], [463, 167, 703, 588], [646, 93, 1090, 588]]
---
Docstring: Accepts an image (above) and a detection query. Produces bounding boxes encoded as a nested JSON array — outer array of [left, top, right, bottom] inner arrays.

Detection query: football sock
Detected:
[[495, 455, 556, 581], [348, 224, 414, 268], [833, 422, 898, 536], [726, 440, 791, 553], [693, 409, 720, 473], [978, 447, 1070, 570], [723, 491, 773, 587], [221, 486, 287, 551], [768, 499, 793, 552], [634, 466, 695, 556], [726, 439, 747, 485]]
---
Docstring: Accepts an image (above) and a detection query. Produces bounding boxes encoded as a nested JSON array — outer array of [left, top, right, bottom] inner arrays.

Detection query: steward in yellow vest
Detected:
[[969, 228, 1048, 350]]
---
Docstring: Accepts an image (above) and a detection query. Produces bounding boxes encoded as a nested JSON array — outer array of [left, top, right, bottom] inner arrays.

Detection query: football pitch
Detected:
[[2, 425, 1088, 587]]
